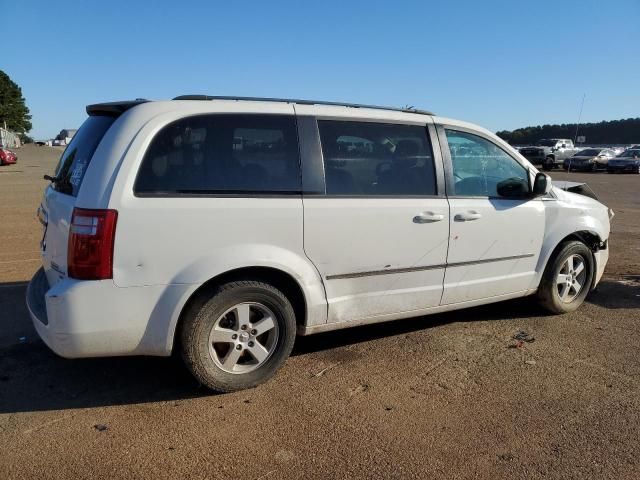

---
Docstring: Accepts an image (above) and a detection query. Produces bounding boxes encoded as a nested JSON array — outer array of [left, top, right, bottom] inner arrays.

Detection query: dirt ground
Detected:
[[1, 145, 639, 479]]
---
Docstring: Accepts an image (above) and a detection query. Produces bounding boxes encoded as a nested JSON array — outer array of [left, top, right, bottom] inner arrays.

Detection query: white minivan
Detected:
[[27, 96, 612, 392]]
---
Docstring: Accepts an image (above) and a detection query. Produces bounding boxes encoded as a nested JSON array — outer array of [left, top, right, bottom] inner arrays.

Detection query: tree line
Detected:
[[0, 70, 32, 142], [497, 118, 640, 145]]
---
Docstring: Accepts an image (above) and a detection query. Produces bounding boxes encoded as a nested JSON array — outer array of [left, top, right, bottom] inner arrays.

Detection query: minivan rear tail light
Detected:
[[68, 208, 118, 280]]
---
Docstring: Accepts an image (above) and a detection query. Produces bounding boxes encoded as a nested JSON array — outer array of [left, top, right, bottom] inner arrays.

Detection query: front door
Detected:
[[303, 118, 449, 324], [439, 127, 545, 305]]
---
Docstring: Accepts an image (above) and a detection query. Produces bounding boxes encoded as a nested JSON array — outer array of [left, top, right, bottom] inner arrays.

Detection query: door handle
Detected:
[[413, 212, 445, 223], [454, 211, 482, 222]]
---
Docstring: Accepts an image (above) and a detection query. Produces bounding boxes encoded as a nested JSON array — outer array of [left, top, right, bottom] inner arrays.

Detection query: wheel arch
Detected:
[[171, 266, 311, 354], [535, 229, 605, 290]]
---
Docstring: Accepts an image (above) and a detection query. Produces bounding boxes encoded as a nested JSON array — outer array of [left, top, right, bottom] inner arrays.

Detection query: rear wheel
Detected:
[[538, 241, 594, 314], [543, 156, 555, 171], [180, 280, 297, 392]]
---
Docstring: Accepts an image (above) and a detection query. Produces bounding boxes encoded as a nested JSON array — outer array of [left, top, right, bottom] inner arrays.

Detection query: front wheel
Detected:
[[543, 157, 555, 171], [180, 280, 297, 392], [537, 241, 594, 314]]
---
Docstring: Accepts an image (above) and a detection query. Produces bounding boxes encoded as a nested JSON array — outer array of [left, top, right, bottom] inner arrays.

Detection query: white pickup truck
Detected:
[[519, 139, 580, 170]]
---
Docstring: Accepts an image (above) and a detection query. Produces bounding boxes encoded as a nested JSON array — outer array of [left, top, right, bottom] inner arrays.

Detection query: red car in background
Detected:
[[0, 148, 17, 165]]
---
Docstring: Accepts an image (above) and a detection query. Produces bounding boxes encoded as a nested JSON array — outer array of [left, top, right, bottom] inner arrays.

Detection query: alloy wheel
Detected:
[[208, 302, 279, 374], [556, 254, 587, 303]]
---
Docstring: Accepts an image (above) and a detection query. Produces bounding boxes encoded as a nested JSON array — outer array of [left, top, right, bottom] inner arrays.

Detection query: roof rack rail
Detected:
[[172, 95, 434, 116]]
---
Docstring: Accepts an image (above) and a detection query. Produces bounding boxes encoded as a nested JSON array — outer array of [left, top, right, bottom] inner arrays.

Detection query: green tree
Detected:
[[497, 118, 640, 145], [0, 70, 32, 133]]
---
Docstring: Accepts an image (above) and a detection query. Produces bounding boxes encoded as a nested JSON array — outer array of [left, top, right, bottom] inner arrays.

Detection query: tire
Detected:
[[543, 157, 555, 171], [537, 241, 595, 314], [180, 280, 297, 392]]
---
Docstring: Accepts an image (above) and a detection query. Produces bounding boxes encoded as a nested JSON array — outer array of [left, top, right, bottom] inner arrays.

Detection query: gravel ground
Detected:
[[1, 145, 639, 479]]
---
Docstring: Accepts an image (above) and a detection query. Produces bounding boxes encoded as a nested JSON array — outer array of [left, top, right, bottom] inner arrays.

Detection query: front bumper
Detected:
[[608, 164, 639, 172], [593, 245, 609, 288], [563, 163, 594, 171], [26, 267, 191, 358]]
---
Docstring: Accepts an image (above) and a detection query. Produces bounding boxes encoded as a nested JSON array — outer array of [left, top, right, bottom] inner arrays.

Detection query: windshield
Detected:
[[618, 149, 640, 158], [575, 149, 601, 156], [536, 140, 557, 147], [52, 116, 115, 196]]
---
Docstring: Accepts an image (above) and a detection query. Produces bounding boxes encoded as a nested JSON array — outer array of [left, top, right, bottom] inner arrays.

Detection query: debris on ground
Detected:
[[525, 360, 537, 365], [311, 361, 341, 378], [94, 424, 108, 432], [513, 330, 535, 343]]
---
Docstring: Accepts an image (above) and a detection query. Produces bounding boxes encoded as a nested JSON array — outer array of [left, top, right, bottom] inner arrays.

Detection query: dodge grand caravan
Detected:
[[27, 96, 612, 392]]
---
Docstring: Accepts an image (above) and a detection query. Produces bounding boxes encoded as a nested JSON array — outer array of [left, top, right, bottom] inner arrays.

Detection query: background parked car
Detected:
[[607, 149, 640, 174], [519, 138, 580, 170], [563, 148, 616, 172], [0, 147, 18, 165]]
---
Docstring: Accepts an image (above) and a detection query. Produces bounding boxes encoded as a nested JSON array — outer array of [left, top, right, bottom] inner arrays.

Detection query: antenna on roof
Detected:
[[573, 93, 586, 145]]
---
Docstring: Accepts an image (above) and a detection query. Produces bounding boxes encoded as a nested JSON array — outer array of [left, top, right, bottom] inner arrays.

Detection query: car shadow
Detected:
[[0, 277, 635, 414], [586, 276, 640, 309], [293, 297, 547, 355]]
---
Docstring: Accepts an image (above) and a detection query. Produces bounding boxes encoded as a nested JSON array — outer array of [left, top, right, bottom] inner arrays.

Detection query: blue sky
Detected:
[[3, 0, 639, 139]]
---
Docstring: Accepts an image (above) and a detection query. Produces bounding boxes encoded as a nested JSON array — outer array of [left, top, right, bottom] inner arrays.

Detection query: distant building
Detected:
[[0, 127, 21, 148], [56, 129, 78, 145]]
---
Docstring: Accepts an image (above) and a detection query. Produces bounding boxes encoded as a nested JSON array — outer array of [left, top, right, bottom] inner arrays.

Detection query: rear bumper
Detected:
[[26, 267, 192, 358]]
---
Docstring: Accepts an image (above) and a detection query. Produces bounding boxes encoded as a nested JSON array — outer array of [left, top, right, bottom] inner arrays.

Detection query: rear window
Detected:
[[134, 114, 301, 195], [576, 149, 601, 156], [52, 116, 115, 197]]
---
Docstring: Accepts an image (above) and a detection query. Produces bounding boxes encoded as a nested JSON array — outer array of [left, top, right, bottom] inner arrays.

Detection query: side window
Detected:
[[318, 120, 436, 196], [445, 129, 530, 198], [134, 114, 300, 194]]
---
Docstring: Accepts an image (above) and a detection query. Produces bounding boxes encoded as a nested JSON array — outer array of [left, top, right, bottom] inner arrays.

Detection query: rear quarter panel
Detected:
[[103, 102, 328, 329]]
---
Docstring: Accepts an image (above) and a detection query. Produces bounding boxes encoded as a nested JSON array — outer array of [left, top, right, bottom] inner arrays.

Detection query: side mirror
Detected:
[[496, 177, 530, 198], [532, 172, 552, 196]]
